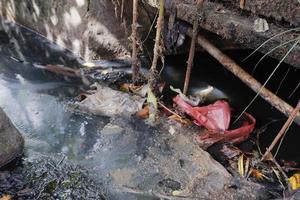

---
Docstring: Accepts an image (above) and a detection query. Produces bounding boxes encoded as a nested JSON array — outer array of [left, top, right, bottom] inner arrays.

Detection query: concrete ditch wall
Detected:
[[0, 0, 138, 61], [0, 0, 299, 68]]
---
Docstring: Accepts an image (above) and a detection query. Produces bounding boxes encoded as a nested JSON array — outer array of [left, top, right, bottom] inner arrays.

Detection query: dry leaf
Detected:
[[0, 195, 12, 200], [136, 106, 149, 119], [168, 114, 191, 125], [238, 154, 244, 177], [244, 157, 250, 177], [220, 145, 241, 159], [82, 62, 96, 68], [262, 151, 273, 161], [251, 169, 264, 180], [272, 167, 284, 187], [147, 88, 158, 122], [120, 83, 131, 92], [172, 190, 182, 196], [289, 173, 300, 190]]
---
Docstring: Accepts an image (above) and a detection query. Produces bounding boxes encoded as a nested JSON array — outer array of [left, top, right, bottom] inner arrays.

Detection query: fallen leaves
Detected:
[[0, 195, 12, 200], [236, 154, 268, 180], [172, 190, 183, 196], [220, 145, 242, 159], [289, 173, 300, 190], [136, 106, 149, 119], [238, 154, 249, 177], [250, 169, 265, 180], [147, 87, 158, 122]]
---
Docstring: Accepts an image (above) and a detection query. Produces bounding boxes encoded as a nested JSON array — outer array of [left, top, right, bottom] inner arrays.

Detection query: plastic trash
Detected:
[[75, 84, 145, 117], [173, 95, 256, 146]]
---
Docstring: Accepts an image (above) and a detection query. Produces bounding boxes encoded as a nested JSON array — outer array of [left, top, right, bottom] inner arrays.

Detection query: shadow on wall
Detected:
[[0, 0, 143, 61]]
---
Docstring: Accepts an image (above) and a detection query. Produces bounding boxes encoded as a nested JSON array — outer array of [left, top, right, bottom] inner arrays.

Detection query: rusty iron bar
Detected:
[[186, 29, 300, 126], [261, 100, 300, 161]]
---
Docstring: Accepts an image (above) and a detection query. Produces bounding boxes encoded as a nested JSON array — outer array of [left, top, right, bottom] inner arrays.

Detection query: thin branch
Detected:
[[288, 80, 300, 99], [149, 0, 164, 89], [121, 0, 125, 21], [234, 38, 300, 124], [142, 11, 158, 44], [243, 27, 300, 62], [186, 30, 300, 126], [275, 67, 290, 95], [183, 0, 203, 95], [261, 100, 300, 161], [251, 38, 299, 75], [131, 0, 140, 83], [271, 157, 290, 190], [158, 101, 181, 118]]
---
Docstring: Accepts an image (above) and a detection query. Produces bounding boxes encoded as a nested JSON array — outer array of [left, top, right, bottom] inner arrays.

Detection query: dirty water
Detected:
[[0, 53, 162, 199]]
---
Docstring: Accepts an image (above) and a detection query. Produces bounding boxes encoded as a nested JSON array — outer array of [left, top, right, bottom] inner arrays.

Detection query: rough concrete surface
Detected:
[[0, 108, 23, 167], [145, 0, 300, 68], [0, 0, 136, 60]]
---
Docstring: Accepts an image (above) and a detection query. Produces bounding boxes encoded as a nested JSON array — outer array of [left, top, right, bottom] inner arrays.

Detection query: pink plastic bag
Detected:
[[173, 95, 256, 146]]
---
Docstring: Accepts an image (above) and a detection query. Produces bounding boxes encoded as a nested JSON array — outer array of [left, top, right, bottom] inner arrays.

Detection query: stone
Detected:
[[0, 108, 24, 167]]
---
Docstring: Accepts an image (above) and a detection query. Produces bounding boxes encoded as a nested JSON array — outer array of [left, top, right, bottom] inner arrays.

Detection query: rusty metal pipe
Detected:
[[187, 29, 300, 126]]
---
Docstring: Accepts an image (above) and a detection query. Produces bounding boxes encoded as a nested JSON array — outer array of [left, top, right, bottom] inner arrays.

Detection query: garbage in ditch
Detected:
[[1, 0, 300, 199], [74, 83, 145, 117], [173, 95, 256, 148]]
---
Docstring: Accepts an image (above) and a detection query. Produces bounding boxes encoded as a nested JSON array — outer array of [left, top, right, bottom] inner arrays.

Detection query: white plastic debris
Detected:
[[254, 18, 269, 33], [75, 84, 145, 116], [168, 125, 176, 135]]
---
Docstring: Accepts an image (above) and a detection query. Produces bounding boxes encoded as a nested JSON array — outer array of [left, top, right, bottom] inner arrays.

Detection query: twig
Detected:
[[183, 0, 203, 95], [242, 27, 300, 62], [158, 101, 181, 118], [251, 38, 298, 75], [275, 67, 290, 95], [234, 38, 300, 124], [131, 0, 140, 83], [288, 80, 300, 99], [239, 0, 245, 9], [56, 155, 66, 166], [186, 31, 300, 126], [261, 100, 300, 161], [149, 0, 164, 90], [121, 0, 125, 21], [142, 11, 158, 44], [270, 156, 292, 190], [34, 64, 78, 77]]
